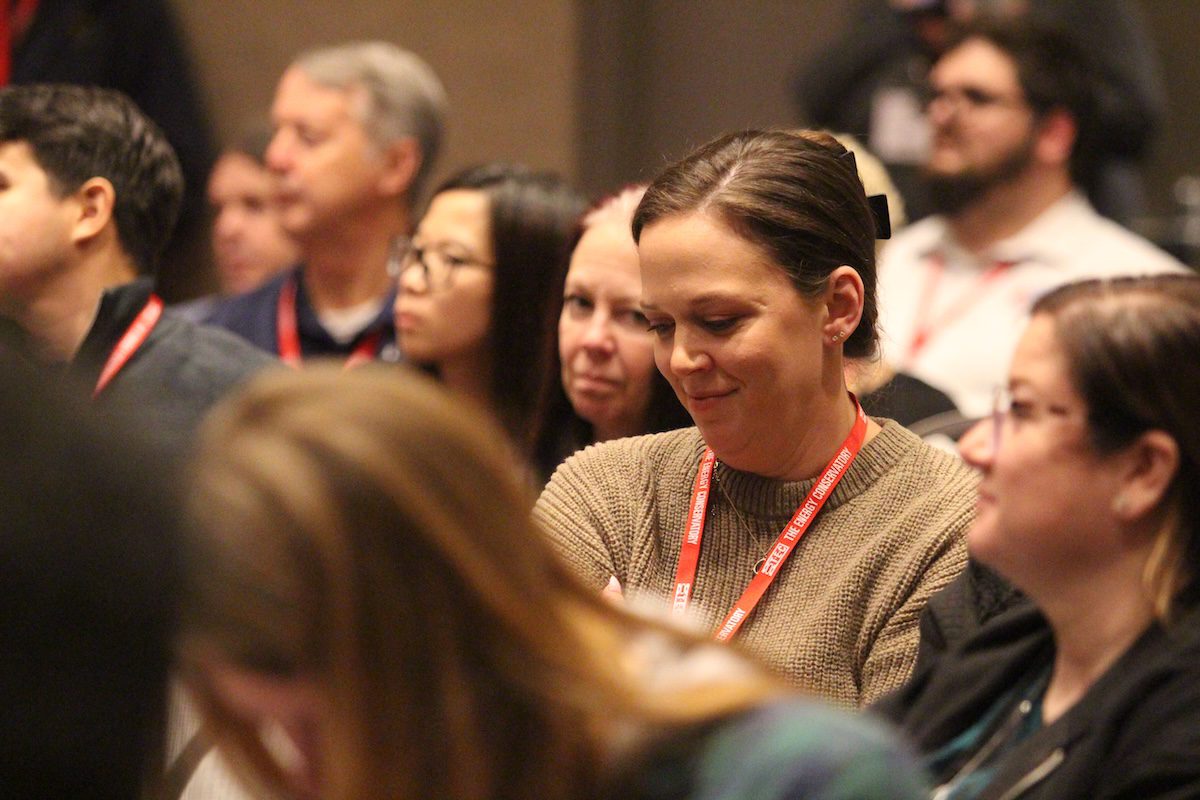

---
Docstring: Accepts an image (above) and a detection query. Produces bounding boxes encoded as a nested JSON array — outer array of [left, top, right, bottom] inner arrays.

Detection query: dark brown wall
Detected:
[[1141, 0, 1200, 218], [177, 0, 580, 198], [177, 0, 1197, 221]]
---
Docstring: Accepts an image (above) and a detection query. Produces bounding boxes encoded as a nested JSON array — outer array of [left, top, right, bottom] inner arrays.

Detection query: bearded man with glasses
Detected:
[[875, 15, 1183, 423]]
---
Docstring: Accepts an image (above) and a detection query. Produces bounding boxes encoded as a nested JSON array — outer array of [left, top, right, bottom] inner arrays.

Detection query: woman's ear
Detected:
[[822, 265, 865, 346], [1113, 429, 1180, 524], [70, 177, 116, 245]]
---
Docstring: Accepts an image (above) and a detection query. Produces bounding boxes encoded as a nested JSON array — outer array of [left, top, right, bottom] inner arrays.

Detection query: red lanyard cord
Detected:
[[907, 252, 1015, 361], [0, 0, 40, 86], [671, 397, 869, 642], [276, 276, 381, 368], [93, 294, 163, 398]]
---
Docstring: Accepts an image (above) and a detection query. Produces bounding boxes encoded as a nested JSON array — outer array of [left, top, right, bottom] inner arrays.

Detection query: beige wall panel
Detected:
[[175, 0, 580, 196]]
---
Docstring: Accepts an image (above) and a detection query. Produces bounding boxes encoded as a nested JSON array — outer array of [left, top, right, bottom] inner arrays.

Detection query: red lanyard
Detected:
[[672, 397, 869, 641], [93, 294, 163, 398], [907, 253, 1015, 361], [276, 276, 381, 368], [0, 0, 39, 85]]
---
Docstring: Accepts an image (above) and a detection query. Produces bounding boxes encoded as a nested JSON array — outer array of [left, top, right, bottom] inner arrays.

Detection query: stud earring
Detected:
[[1113, 495, 1129, 515], [831, 331, 844, 343]]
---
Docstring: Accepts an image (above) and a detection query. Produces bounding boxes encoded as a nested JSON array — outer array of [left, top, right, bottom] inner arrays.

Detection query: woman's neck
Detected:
[[592, 414, 648, 444], [437, 351, 494, 412], [1037, 559, 1156, 724], [758, 390, 880, 482]]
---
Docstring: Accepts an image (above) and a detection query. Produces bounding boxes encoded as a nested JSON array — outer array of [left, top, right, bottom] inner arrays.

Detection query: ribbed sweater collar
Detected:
[[702, 420, 919, 520]]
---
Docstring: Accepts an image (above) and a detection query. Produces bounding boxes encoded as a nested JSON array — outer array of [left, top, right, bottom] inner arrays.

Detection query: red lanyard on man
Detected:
[[671, 397, 869, 642], [93, 294, 163, 398], [276, 276, 381, 368], [907, 252, 1015, 361]]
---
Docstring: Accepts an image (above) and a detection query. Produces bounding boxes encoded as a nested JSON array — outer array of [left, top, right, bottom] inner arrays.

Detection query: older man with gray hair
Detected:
[[206, 41, 447, 365]]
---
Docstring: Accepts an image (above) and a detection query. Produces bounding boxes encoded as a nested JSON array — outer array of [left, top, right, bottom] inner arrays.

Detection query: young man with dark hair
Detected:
[[0, 83, 274, 453]]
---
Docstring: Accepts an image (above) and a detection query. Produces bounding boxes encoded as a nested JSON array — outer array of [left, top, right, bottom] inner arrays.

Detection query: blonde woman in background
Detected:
[[553, 186, 691, 461]]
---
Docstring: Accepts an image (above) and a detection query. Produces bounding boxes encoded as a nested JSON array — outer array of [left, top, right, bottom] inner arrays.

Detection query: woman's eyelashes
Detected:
[[644, 314, 740, 337], [563, 293, 593, 317], [614, 307, 649, 330], [699, 316, 739, 334], [644, 316, 673, 337]]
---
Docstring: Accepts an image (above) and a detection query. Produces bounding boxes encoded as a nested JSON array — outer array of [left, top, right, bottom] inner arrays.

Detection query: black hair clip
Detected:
[[867, 194, 891, 240], [837, 148, 891, 239]]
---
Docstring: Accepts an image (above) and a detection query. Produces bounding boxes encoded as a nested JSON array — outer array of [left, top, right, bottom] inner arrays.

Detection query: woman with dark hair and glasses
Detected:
[[876, 274, 1200, 799], [536, 129, 977, 706], [393, 163, 586, 476]]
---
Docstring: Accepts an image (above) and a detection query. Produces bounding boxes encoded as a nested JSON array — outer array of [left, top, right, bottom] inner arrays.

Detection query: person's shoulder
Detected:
[[689, 698, 928, 800], [856, 421, 978, 545], [1038, 195, 1186, 276], [879, 216, 946, 266], [150, 314, 279, 385], [204, 270, 293, 327], [872, 420, 976, 483]]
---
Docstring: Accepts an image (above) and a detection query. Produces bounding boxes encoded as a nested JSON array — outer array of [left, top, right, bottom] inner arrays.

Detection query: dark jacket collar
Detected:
[[67, 278, 156, 389], [876, 596, 1200, 799]]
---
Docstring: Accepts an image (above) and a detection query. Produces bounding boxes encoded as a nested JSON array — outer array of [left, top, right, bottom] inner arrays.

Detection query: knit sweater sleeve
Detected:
[[534, 433, 674, 591], [859, 532, 968, 705], [854, 437, 975, 704]]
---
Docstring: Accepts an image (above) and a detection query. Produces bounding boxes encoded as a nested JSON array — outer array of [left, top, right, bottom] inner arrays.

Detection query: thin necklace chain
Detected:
[[713, 462, 766, 576]]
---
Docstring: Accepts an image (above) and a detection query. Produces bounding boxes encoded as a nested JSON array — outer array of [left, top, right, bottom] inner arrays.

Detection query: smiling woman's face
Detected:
[[637, 211, 828, 475]]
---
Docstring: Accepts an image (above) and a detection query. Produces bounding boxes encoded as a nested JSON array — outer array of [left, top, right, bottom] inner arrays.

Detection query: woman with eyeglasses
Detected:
[[178, 365, 928, 800], [876, 274, 1200, 799], [394, 163, 585, 476], [536, 130, 978, 706]]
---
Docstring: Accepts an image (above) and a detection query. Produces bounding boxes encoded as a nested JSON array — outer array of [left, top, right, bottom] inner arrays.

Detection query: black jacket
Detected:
[[68, 279, 278, 455], [873, 598, 1200, 799]]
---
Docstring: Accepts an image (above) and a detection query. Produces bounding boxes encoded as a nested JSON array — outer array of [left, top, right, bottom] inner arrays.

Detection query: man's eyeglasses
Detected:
[[388, 237, 493, 291], [923, 84, 1028, 115]]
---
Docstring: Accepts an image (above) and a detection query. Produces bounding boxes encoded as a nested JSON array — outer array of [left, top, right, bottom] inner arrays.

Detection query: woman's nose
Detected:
[[397, 262, 428, 295], [580, 312, 615, 354], [957, 417, 996, 469], [668, 332, 711, 376]]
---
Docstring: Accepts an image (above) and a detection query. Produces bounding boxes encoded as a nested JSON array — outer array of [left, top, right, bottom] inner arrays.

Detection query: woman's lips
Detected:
[[394, 311, 422, 332], [572, 374, 620, 396], [685, 388, 735, 413]]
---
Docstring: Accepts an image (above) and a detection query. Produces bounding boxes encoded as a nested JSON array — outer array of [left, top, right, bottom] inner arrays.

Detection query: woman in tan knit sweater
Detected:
[[534, 130, 977, 707], [177, 366, 929, 800]]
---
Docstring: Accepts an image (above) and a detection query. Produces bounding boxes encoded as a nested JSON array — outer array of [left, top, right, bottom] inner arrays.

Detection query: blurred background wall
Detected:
[[175, 0, 1197, 281]]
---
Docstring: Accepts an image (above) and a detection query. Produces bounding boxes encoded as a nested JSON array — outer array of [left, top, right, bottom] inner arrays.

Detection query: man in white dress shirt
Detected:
[[877, 15, 1183, 418]]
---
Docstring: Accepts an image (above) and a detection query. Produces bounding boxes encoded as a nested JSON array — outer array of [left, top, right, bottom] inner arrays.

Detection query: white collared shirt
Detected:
[[877, 191, 1185, 417]]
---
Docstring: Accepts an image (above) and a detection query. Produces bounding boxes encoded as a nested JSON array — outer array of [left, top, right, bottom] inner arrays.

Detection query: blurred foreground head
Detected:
[[180, 365, 782, 799], [0, 368, 180, 795]]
